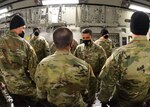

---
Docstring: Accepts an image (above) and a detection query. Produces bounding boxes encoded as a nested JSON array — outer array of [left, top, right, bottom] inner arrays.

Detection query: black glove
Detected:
[[102, 103, 109, 107]]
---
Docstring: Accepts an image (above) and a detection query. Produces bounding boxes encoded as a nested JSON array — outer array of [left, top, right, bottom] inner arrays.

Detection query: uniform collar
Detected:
[[6, 31, 25, 41], [7, 30, 23, 40], [7, 30, 18, 37], [54, 50, 71, 55], [33, 36, 39, 40]]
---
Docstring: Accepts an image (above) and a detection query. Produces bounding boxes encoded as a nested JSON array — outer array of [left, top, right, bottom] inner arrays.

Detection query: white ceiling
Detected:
[[0, 0, 150, 10]]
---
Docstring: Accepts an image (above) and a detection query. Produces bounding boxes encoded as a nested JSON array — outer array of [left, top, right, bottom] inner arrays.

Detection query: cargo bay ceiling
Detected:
[[0, 0, 150, 29], [0, 0, 149, 44], [0, 0, 150, 11]]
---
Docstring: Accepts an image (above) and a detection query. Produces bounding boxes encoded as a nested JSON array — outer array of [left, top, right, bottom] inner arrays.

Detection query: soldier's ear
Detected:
[[70, 41, 73, 48]]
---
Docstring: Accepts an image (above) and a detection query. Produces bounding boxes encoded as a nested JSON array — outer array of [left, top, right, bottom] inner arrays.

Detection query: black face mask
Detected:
[[83, 40, 92, 46], [34, 31, 39, 36], [104, 35, 109, 39], [19, 31, 25, 38]]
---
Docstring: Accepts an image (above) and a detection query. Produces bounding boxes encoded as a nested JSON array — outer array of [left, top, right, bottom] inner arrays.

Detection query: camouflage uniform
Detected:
[[71, 39, 78, 54], [35, 51, 97, 107], [0, 31, 38, 98], [30, 36, 50, 62], [95, 38, 113, 58], [74, 42, 107, 77], [98, 36, 150, 107], [50, 39, 78, 55]]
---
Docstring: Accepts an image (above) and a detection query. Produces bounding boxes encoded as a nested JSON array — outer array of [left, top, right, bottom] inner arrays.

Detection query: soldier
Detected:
[[0, 15, 38, 106], [95, 28, 113, 58], [35, 27, 97, 107], [50, 39, 78, 55], [74, 28, 107, 78], [98, 11, 150, 107], [30, 27, 50, 62]]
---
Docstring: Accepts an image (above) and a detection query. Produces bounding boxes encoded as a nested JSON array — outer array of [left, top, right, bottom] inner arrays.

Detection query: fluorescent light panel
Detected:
[[0, 8, 8, 14], [129, 4, 150, 13], [0, 13, 10, 19], [0, 14, 6, 19], [42, 0, 79, 5]]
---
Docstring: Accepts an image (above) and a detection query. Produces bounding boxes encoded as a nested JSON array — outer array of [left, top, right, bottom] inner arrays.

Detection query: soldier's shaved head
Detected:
[[53, 27, 73, 49]]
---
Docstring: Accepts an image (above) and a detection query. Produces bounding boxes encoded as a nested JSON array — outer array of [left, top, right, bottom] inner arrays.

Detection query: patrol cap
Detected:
[[33, 27, 40, 33], [10, 15, 25, 30], [130, 11, 149, 35], [101, 28, 109, 36]]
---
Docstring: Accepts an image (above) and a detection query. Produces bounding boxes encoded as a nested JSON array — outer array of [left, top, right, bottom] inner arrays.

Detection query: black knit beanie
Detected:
[[33, 27, 40, 33], [101, 28, 109, 36], [10, 15, 25, 30], [130, 11, 149, 35]]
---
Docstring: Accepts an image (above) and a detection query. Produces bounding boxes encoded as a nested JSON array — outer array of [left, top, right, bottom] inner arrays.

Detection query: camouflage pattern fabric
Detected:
[[70, 39, 78, 54], [50, 39, 78, 55], [95, 38, 113, 58], [49, 42, 56, 55], [98, 36, 150, 107], [74, 42, 107, 78], [0, 31, 38, 98], [35, 51, 97, 107], [30, 36, 50, 62]]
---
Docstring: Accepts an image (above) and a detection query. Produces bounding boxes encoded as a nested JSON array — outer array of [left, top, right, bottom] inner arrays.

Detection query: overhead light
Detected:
[[42, 0, 79, 5], [129, 4, 150, 13], [0, 14, 6, 19], [0, 13, 10, 19], [0, 8, 8, 14], [121, 0, 130, 8]]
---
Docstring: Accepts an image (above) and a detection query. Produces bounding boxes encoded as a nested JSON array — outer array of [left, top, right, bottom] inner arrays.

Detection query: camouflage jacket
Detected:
[[98, 36, 150, 107], [0, 31, 38, 98], [74, 42, 107, 77], [95, 38, 113, 58], [34, 51, 96, 107], [50, 39, 78, 55], [30, 36, 50, 62]]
